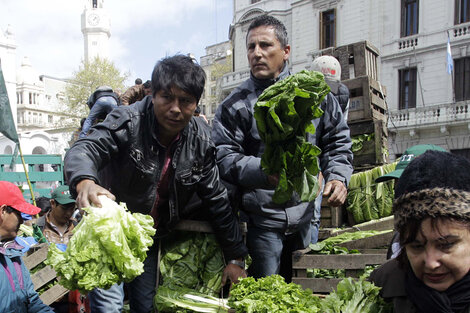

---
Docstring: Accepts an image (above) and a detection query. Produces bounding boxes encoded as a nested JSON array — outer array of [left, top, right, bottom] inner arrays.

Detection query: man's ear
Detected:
[[0, 205, 5, 222], [283, 44, 291, 62]]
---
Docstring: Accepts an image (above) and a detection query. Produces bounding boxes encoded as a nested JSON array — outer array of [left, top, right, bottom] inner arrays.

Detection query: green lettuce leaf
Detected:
[[45, 196, 156, 293], [254, 70, 329, 204]]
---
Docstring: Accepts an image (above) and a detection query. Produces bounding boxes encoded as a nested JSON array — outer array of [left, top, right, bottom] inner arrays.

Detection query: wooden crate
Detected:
[[350, 119, 389, 167], [23, 244, 69, 305], [319, 40, 381, 81], [292, 250, 387, 293], [319, 198, 343, 228], [345, 76, 387, 123]]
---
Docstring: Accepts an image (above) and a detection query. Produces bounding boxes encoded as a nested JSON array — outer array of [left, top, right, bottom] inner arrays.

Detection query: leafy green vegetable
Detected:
[[254, 70, 330, 204], [158, 232, 225, 298], [309, 230, 390, 255], [46, 196, 156, 293], [351, 133, 375, 153], [346, 163, 396, 224], [19, 224, 34, 237], [154, 285, 229, 313], [320, 277, 392, 313], [228, 275, 321, 313], [307, 230, 389, 279]]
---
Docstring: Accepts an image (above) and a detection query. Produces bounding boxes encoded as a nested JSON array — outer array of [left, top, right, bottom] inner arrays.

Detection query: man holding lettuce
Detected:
[[212, 15, 353, 282], [64, 55, 248, 313]]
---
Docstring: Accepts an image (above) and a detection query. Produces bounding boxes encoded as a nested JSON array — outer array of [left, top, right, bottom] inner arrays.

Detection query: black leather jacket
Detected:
[[64, 97, 247, 260]]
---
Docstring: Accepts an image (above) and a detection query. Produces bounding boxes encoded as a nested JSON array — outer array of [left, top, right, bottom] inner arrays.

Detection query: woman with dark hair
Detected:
[[370, 150, 470, 312]]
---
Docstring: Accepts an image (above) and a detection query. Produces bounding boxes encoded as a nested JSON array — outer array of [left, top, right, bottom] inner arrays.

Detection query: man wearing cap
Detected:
[[35, 185, 77, 246], [376, 144, 447, 183], [312, 55, 350, 120], [375, 144, 447, 259], [0, 181, 54, 312]]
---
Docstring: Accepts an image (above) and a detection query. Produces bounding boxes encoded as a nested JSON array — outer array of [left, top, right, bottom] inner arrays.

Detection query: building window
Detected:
[[401, 0, 419, 37], [451, 148, 470, 160], [455, 56, 470, 101], [399, 68, 417, 110], [320, 9, 336, 49], [48, 115, 53, 123], [455, 0, 470, 24]]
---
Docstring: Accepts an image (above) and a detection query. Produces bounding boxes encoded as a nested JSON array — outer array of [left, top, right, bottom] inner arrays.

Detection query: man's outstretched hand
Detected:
[[75, 179, 116, 209]]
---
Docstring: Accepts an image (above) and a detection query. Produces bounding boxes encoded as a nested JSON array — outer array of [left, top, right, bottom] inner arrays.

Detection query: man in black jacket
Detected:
[[64, 55, 247, 313]]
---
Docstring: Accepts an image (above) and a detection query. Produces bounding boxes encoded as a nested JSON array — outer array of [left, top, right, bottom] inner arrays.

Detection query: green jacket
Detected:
[[370, 259, 470, 313]]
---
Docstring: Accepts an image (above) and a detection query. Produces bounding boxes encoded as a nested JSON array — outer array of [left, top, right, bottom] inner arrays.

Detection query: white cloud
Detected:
[[1, 0, 233, 83]]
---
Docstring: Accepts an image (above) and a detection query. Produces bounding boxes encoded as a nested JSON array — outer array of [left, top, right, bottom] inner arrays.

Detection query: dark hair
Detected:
[[395, 151, 470, 265], [3, 206, 15, 214], [151, 55, 206, 101], [35, 196, 52, 214], [143, 80, 151, 89], [3, 206, 22, 221], [247, 15, 288, 48], [135, 78, 143, 85]]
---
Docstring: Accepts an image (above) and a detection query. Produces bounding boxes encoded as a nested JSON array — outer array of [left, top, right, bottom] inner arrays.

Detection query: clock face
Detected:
[[88, 13, 100, 26]]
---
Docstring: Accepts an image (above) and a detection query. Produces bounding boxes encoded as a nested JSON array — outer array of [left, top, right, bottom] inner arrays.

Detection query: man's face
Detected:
[[246, 25, 290, 80], [144, 87, 152, 96], [0, 205, 22, 241], [50, 200, 76, 226], [153, 87, 197, 145]]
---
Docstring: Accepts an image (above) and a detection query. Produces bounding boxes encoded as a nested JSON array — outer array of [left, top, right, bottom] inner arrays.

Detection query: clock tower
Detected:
[[81, 0, 110, 62]]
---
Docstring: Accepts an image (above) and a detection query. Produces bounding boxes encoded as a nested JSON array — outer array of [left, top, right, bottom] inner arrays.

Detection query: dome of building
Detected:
[[16, 56, 41, 86]]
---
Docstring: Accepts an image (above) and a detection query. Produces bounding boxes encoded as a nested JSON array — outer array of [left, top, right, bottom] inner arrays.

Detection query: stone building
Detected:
[[199, 41, 233, 124], [221, 0, 470, 160]]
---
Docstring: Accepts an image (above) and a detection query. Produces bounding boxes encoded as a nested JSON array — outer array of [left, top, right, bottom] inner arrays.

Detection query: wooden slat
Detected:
[[31, 266, 57, 290], [24, 245, 49, 270], [340, 231, 393, 250], [0, 154, 63, 164], [357, 248, 388, 254], [292, 277, 342, 293], [292, 253, 386, 270], [174, 220, 213, 233], [39, 284, 69, 306]]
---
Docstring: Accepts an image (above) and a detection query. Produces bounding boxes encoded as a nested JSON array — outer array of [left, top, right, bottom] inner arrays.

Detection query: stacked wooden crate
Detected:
[[318, 41, 389, 168]]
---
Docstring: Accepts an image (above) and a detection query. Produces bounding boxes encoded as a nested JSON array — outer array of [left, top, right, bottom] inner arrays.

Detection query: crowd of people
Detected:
[[2, 13, 470, 313]]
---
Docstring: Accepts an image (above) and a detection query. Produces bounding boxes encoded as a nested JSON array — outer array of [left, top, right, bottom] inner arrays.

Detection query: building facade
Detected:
[[199, 41, 233, 124], [222, 0, 470, 160]]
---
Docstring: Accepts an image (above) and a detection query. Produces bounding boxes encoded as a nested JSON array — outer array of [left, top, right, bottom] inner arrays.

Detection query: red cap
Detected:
[[0, 181, 41, 215]]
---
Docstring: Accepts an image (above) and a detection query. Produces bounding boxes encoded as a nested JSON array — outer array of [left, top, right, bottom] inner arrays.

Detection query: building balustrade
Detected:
[[389, 101, 470, 129], [398, 35, 419, 50], [453, 22, 470, 38], [221, 68, 251, 91]]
